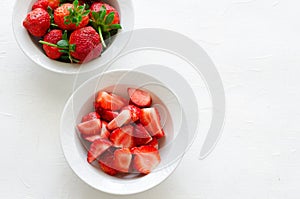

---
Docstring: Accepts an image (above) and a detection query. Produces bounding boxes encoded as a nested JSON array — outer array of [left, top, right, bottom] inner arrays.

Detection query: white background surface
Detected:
[[1, 0, 300, 198]]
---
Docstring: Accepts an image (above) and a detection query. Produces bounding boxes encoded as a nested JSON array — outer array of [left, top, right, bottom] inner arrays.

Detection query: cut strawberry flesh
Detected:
[[95, 91, 126, 111], [121, 105, 141, 122], [98, 147, 118, 176], [107, 109, 132, 131], [109, 125, 135, 148], [113, 148, 132, 173], [81, 112, 100, 122], [147, 137, 159, 149], [134, 123, 153, 146], [97, 109, 119, 122], [131, 146, 161, 174], [140, 108, 165, 139], [77, 119, 102, 136], [87, 138, 112, 163], [83, 121, 110, 142], [128, 88, 152, 108]]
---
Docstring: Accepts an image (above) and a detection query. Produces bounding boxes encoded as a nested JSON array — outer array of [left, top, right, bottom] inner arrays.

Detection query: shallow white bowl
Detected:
[[60, 67, 199, 195], [12, 0, 134, 74]]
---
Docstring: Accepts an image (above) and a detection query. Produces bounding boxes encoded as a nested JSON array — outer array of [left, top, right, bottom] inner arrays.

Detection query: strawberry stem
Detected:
[[98, 26, 107, 48]]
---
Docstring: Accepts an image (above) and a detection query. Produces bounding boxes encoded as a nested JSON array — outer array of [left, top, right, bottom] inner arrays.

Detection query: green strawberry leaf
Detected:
[[57, 40, 69, 47], [105, 12, 115, 25]]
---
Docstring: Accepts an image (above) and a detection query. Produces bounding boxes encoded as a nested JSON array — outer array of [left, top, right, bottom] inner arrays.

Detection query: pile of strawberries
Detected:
[[23, 0, 121, 63], [77, 87, 165, 176]]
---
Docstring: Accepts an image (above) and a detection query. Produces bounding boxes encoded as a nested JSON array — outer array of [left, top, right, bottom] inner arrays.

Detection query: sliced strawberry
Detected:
[[147, 137, 159, 149], [95, 91, 126, 111], [131, 146, 161, 174], [121, 105, 141, 122], [107, 110, 132, 131], [77, 119, 102, 136], [140, 108, 165, 139], [109, 125, 135, 148], [87, 139, 112, 163], [96, 108, 119, 122], [128, 88, 152, 108], [98, 147, 118, 176], [133, 123, 152, 146], [113, 148, 132, 173], [83, 121, 110, 142], [81, 112, 100, 122]]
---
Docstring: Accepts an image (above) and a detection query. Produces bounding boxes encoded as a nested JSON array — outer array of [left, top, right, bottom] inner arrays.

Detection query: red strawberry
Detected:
[[95, 91, 126, 111], [42, 29, 63, 60], [147, 137, 159, 149], [96, 108, 119, 122], [113, 148, 132, 173], [107, 110, 132, 131], [48, 0, 60, 9], [69, 26, 102, 63], [54, 1, 89, 31], [90, 2, 120, 25], [23, 8, 51, 37], [81, 112, 100, 122], [109, 125, 135, 148], [134, 123, 152, 146], [82, 121, 110, 142], [140, 108, 165, 139], [128, 88, 152, 108], [87, 138, 112, 163], [131, 146, 161, 174], [77, 119, 101, 136], [32, 0, 49, 10], [121, 105, 141, 122], [98, 147, 118, 176]]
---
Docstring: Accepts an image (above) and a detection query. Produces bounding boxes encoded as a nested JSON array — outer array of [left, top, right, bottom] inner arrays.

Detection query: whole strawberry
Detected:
[[23, 8, 51, 37], [54, 0, 90, 30], [90, 2, 120, 25], [42, 29, 63, 60], [32, 0, 60, 10], [69, 26, 102, 62]]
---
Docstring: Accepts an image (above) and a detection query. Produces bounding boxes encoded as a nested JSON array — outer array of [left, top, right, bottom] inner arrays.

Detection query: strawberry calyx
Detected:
[[64, 0, 90, 27], [39, 30, 79, 63], [90, 5, 122, 48]]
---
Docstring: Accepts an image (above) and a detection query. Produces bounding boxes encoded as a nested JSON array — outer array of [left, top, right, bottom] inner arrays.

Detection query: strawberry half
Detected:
[[128, 88, 152, 108], [121, 105, 141, 122], [81, 112, 100, 122], [107, 110, 132, 131], [83, 120, 110, 142], [87, 138, 112, 163], [133, 123, 152, 146], [140, 108, 165, 139], [95, 91, 126, 111], [113, 148, 132, 173], [109, 125, 135, 148], [96, 108, 118, 122], [98, 147, 118, 176], [77, 119, 101, 136], [131, 146, 161, 175]]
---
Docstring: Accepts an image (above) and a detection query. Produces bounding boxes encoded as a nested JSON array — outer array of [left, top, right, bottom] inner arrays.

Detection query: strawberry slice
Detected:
[[87, 139, 112, 163], [109, 125, 135, 148], [140, 108, 165, 139], [95, 91, 126, 111], [96, 108, 119, 122], [83, 121, 110, 142], [121, 105, 141, 122], [113, 148, 132, 173], [98, 147, 118, 176], [147, 137, 159, 149], [107, 110, 132, 131], [131, 146, 161, 174], [134, 123, 152, 146], [77, 119, 102, 136], [128, 88, 152, 108], [81, 112, 100, 123]]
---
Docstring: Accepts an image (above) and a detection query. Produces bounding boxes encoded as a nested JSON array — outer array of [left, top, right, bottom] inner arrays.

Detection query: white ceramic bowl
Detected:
[[60, 67, 199, 195], [12, 0, 134, 74]]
